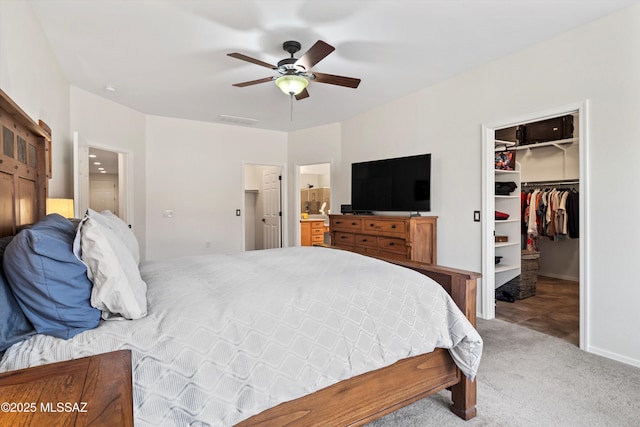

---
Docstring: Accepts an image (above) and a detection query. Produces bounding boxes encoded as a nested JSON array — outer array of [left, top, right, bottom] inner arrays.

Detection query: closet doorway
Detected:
[[243, 164, 284, 251], [481, 102, 588, 350]]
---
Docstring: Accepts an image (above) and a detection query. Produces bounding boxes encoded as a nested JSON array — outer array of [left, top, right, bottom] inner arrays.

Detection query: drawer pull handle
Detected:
[[389, 242, 394, 246], [341, 236, 348, 239], [352, 222, 357, 226], [362, 239, 367, 242], [391, 225, 396, 229]]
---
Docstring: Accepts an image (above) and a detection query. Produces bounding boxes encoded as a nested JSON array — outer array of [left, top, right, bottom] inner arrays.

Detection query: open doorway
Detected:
[[88, 148, 119, 215], [244, 164, 283, 251], [297, 163, 331, 246], [482, 102, 588, 350], [73, 132, 133, 226]]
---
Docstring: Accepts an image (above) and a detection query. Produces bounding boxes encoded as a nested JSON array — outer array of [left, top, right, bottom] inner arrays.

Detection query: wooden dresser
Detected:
[[301, 219, 326, 246], [0, 350, 133, 426], [329, 214, 437, 264]]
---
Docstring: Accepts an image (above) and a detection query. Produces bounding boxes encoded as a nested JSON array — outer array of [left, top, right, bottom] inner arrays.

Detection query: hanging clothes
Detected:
[[522, 187, 579, 244]]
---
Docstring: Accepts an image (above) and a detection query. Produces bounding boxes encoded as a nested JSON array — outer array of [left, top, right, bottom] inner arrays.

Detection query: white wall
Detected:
[[0, 0, 70, 198], [145, 116, 287, 260], [70, 87, 147, 258], [327, 5, 640, 366]]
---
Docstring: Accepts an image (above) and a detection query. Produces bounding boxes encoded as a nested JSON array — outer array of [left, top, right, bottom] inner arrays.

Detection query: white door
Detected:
[[73, 132, 90, 218], [90, 180, 117, 214], [262, 169, 282, 249]]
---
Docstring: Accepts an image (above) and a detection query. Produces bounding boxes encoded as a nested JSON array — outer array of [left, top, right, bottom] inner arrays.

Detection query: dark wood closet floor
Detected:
[[496, 276, 579, 346]]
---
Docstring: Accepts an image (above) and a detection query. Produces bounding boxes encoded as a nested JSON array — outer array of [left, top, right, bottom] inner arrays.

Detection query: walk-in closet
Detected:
[[493, 112, 580, 345]]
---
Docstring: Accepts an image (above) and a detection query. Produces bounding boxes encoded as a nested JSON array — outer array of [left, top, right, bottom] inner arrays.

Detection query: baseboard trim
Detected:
[[587, 345, 640, 369], [536, 272, 579, 282]]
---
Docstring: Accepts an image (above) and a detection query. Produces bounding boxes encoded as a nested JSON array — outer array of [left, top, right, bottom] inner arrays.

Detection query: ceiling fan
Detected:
[[227, 40, 361, 100]]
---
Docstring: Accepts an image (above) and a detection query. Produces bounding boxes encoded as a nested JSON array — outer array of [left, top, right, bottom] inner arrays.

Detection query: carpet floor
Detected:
[[368, 318, 640, 427]]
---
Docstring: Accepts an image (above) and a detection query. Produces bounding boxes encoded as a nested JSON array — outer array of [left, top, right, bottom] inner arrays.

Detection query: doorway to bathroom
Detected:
[[298, 163, 331, 246]]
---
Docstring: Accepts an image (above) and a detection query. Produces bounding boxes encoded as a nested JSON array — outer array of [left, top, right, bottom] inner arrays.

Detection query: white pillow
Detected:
[[79, 216, 147, 320], [86, 209, 140, 265]]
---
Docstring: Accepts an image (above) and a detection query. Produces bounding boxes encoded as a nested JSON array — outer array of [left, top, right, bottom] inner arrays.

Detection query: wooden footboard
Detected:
[[238, 253, 480, 426]]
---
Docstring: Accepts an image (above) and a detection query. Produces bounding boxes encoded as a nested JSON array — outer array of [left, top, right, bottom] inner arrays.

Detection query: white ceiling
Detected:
[[88, 147, 118, 175], [29, 0, 637, 132]]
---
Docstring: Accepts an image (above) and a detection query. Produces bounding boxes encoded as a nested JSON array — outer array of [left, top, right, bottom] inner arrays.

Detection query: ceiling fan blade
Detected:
[[227, 53, 276, 70], [312, 72, 361, 89], [295, 40, 335, 71], [295, 88, 310, 100], [232, 76, 274, 87]]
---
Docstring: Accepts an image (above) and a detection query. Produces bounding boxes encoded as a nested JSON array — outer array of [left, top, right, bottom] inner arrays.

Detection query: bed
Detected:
[[0, 89, 482, 426]]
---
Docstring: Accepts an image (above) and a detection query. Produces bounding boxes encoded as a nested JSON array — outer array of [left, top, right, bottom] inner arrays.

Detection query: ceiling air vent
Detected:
[[216, 115, 259, 126]]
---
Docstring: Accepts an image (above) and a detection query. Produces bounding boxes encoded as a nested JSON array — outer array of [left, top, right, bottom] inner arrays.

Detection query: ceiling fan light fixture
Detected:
[[275, 75, 308, 95]]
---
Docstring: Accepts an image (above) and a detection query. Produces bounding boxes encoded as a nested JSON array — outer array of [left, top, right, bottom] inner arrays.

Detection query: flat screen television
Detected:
[[351, 154, 431, 213]]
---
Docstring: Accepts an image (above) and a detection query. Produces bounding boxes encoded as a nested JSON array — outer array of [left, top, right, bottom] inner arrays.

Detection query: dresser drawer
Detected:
[[364, 219, 407, 237], [311, 234, 324, 243], [311, 226, 325, 236], [355, 234, 377, 249], [378, 236, 407, 255], [334, 232, 355, 245], [378, 249, 408, 261], [353, 246, 378, 256], [331, 217, 362, 232]]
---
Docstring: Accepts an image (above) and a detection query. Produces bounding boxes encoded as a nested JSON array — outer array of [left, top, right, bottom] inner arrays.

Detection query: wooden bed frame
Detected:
[[0, 88, 480, 426], [238, 258, 479, 426]]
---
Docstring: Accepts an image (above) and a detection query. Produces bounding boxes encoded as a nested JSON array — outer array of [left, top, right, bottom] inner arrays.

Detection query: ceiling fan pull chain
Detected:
[[290, 94, 294, 121]]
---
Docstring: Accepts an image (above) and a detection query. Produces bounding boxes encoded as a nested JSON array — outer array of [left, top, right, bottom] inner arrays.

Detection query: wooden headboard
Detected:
[[0, 89, 51, 237]]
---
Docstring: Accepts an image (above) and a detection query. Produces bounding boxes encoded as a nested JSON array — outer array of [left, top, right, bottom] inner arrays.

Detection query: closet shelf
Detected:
[[495, 195, 519, 199], [494, 138, 575, 152], [495, 264, 520, 274], [495, 219, 520, 224], [495, 242, 520, 248], [495, 140, 516, 148], [495, 169, 519, 175], [514, 138, 575, 151]]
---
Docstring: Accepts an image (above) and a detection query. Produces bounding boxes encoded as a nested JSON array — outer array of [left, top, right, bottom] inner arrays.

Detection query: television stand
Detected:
[[329, 214, 438, 264]]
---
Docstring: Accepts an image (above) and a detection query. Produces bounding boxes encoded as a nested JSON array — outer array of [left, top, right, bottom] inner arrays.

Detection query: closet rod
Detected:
[[522, 179, 579, 187]]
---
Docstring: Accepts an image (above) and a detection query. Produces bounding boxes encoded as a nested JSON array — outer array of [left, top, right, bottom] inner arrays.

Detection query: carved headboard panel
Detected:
[[0, 89, 51, 237]]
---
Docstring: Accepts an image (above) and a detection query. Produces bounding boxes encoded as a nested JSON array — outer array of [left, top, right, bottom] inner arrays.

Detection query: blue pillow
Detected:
[[0, 236, 36, 351], [3, 214, 101, 339]]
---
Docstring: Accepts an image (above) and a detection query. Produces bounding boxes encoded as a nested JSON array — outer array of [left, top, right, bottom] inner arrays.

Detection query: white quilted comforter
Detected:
[[0, 247, 482, 426]]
